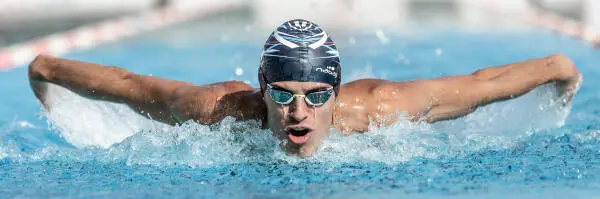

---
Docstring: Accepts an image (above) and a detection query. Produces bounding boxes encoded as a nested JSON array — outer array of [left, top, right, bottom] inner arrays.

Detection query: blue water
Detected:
[[1, 17, 600, 198]]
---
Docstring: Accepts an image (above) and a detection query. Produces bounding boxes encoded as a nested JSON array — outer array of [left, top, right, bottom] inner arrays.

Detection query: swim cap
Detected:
[[259, 19, 341, 91]]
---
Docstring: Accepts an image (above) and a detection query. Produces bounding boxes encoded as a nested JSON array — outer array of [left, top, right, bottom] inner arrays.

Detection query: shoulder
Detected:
[[168, 81, 257, 124], [339, 78, 431, 99], [171, 81, 253, 99], [339, 78, 434, 118], [338, 78, 389, 96]]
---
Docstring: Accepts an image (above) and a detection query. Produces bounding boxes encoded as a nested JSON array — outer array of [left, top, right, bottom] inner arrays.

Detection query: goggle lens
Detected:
[[267, 85, 333, 106]]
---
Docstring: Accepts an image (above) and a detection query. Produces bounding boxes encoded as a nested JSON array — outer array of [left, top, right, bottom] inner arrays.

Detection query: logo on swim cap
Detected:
[[315, 67, 337, 78], [270, 19, 330, 50], [260, 19, 341, 89]]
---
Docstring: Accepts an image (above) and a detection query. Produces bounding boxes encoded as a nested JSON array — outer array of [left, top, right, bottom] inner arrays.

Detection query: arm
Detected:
[[395, 54, 581, 123], [28, 55, 257, 125]]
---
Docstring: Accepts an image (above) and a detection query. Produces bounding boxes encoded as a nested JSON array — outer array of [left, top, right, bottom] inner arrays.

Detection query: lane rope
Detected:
[[0, 0, 245, 71], [487, 2, 600, 49]]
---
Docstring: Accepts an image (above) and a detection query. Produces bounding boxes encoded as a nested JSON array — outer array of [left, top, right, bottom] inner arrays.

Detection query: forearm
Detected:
[[424, 54, 581, 122], [474, 54, 580, 101]]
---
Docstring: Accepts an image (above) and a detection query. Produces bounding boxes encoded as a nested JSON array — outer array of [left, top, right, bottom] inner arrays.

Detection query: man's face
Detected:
[[263, 81, 335, 157]]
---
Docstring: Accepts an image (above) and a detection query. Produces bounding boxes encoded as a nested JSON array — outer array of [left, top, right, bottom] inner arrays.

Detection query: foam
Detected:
[[311, 83, 571, 164], [43, 83, 168, 148], [21, 80, 573, 167]]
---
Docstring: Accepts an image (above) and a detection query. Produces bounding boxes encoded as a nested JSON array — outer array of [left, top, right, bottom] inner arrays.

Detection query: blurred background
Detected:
[[0, 0, 598, 49]]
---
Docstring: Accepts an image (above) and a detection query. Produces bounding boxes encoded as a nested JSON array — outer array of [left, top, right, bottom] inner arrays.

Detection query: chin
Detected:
[[272, 124, 328, 157], [279, 137, 314, 157], [291, 136, 324, 157]]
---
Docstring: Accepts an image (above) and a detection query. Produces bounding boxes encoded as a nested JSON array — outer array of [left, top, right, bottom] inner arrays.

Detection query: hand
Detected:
[[28, 55, 53, 109], [557, 73, 582, 105], [552, 54, 582, 105]]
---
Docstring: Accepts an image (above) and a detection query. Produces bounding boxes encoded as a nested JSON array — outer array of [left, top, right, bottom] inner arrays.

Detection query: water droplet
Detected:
[[435, 48, 443, 56], [18, 121, 34, 128], [235, 68, 244, 76]]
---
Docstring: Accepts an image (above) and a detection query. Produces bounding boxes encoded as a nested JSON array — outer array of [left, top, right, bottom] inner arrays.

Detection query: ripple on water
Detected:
[[1, 71, 597, 198]]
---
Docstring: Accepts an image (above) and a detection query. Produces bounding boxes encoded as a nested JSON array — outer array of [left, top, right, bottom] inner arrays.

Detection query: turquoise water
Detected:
[[1, 18, 600, 198]]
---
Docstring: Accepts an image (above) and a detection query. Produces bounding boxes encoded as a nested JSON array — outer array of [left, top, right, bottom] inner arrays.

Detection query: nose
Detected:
[[289, 96, 309, 122]]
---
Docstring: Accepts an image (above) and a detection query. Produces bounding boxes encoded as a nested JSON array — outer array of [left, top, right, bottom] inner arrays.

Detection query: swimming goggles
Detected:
[[267, 84, 333, 106]]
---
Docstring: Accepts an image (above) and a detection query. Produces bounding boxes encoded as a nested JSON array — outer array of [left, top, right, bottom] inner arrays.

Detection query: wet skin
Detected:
[[28, 54, 582, 157], [263, 81, 334, 157]]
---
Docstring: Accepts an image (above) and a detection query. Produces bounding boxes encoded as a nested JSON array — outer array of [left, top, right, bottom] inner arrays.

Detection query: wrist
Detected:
[[28, 55, 54, 82], [547, 54, 578, 82]]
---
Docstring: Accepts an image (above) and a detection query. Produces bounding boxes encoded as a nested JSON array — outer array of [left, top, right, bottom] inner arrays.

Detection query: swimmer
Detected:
[[28, 19, 582, 157]]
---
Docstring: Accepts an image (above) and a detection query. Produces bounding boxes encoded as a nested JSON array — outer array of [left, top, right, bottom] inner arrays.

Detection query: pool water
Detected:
[[1, 16, 600, 198]]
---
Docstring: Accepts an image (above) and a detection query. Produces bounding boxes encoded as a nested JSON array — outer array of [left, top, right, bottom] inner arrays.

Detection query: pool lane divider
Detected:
[[491, 3, 600, 49], [528, 6, 600, 48], [0, 0, 245, 71]]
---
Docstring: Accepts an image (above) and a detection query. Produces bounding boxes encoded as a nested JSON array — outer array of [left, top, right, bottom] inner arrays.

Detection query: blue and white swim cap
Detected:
[[259, 19, 341, 90]]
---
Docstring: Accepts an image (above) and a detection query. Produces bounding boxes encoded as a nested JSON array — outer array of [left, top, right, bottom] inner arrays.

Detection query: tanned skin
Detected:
[[333, 54, 581, 132], [29, 54, 581, 135]]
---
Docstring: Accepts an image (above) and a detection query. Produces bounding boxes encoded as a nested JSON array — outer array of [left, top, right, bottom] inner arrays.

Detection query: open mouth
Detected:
[[286, 127, 313, 144]]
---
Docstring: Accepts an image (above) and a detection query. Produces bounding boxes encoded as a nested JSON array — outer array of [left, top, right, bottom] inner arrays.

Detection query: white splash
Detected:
[[43, 83, 168, 148], [31, 80, 573, 167]]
